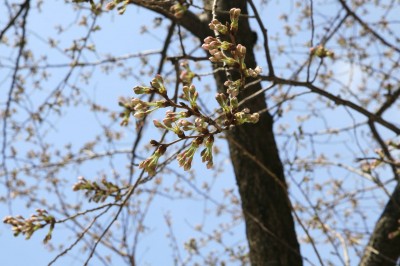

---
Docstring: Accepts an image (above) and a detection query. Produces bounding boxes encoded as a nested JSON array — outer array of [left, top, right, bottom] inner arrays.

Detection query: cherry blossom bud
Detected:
[[310, 44, 334, 58], [153, 119, 164, 129], [229, 8, 241, 33], [230, 97, 238, 109], [204, 36, 215, 44], [133, 85, 152, 94], [170, 3, 187, 18], [229, 8, 241, 22], [236, 44, 246, 57], [150, 74, 166, 94], [216, 93, 228, 109], [209, 19, 228, 34], [105, 1, 116, 10]]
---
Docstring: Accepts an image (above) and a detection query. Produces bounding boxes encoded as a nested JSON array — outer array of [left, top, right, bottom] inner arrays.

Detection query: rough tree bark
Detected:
[[360, 183, 400, 266], [202, 1, 303, 265]]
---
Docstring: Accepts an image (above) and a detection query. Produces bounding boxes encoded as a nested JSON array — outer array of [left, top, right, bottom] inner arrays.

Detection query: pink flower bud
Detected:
[[209, 40, 220, 47], [209, 49, 218, 55], [153, 119, 164, 128], [213, 51, 224, 60], [236, 44, 246, 56], [105, 2, 116, 11], [204, 36, 216, 44], [230, 8, 241, 22], [209, 56, 218, 63], [202, 44, 210, 50]]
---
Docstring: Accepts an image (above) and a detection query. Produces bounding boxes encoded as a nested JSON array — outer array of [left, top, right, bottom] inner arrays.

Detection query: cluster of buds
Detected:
[[118, 74, 171, 123], [150, 74, 167, 95], [163, 110, 190, 126], [246, 66, 263, 78], [193, 117, 209, 134], [126, 7, 262, 176], [133, 74, 167, 95], [177, 119, 195, 131], [207, 49, 237, 66], [131, 98, 167, 119], [132, 98, 150, 118], [119, 97, 168, 125], [184, 238, 198, 254], [180, 61, 196, 85], [216, 92, 259, 126], [170, 2, 187, 18], [202, 36, 232, 51], [177, 137, 203, 171], [104, 0, 129, 14], [209, 19, 228, 35], [224, 79, 242, 97], [209, 7, 241, 35], [119, 98, 135, 126], [203, 10, 262, 79], [147, 115, 215, 174], [202, 38, 247, 69], [229, 8, 241, 34], [235, 44, 247, 71], [182, 84, 199, 109], [72, 176, 122, 202], [153, 111, 210, 137], [310, 44, 334, 59], [200, 135, 214, 169], [134, 99, 165, 118], [126, 62, 217, 175], [3, 209, 55, 244], [234, 109, 260, 125], [153, 113, 186, 138], [204, 8, 261, 127], [139, 145, 167, 176]]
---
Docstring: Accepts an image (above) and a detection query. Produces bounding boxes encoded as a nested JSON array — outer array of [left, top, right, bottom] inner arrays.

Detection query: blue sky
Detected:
[[0, 2, 243, 265], [1, 1, 399, 265]]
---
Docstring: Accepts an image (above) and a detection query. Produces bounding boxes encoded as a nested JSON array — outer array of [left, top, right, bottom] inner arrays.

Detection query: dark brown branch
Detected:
[[129, 0, 211, 41], [376, 87, 400, 117], [0, 0, 29, 41], [261, 75, 400, 135], [247, 0, 274, 77], [1, 0, 30, 206]]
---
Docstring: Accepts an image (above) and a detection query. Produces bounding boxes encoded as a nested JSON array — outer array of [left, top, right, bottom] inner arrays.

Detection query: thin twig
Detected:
[[247, 0, 274, 76], [1, 0, 30, 212]]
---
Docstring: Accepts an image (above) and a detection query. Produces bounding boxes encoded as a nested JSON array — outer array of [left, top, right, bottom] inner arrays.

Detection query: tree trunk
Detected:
[[137, 1, 303, 265], [360, 183, 400, 266], [204, 1, 303, 265]]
